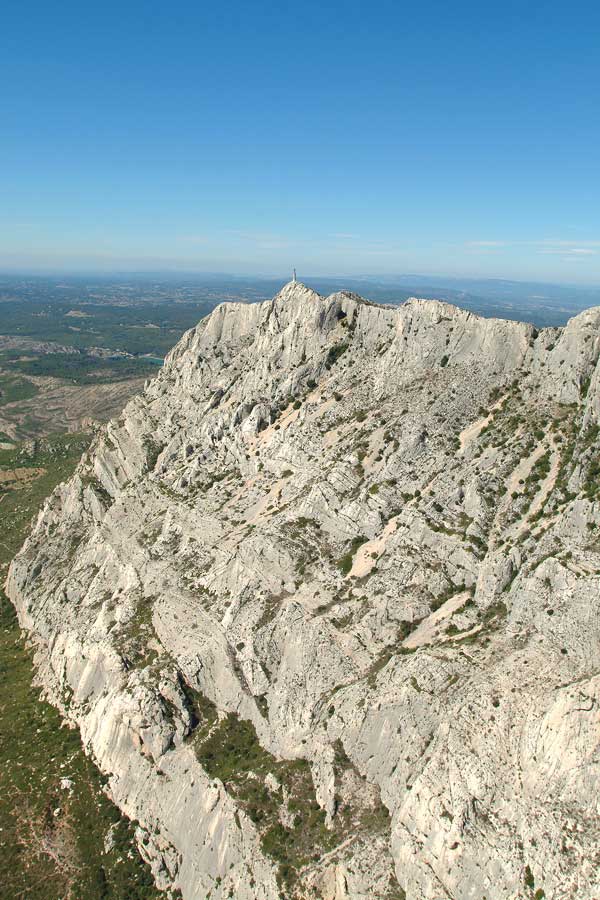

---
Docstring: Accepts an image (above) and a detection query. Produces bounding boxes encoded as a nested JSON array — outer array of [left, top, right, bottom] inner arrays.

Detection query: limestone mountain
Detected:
[[7, 281, 600, 900]]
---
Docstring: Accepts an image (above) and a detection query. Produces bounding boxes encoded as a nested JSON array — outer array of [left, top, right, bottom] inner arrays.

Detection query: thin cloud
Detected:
[[533, 239, 600, 248], [466, 239, 600, 250], [538, 247, 597, 256], [465, 240, 507, 248], [363, 248, 405, 256], [255, 240, 293, 250], [226, 230, 291, 243]]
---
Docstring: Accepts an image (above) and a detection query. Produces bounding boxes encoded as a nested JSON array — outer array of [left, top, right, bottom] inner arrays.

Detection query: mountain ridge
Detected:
[[6, 281, 600, 899]]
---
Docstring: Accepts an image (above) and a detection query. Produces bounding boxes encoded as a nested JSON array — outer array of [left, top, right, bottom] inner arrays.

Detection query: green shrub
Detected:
[[337, 535, 368, 574], [325, 342, 349, 369], [524, 865, 535, 890]]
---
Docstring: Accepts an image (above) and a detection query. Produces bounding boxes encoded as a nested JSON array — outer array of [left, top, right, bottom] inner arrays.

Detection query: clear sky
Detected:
[[2, 0, 599, 282]]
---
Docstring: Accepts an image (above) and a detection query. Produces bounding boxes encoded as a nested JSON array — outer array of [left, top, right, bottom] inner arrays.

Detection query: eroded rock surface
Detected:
[[7, 282, 600, 899]]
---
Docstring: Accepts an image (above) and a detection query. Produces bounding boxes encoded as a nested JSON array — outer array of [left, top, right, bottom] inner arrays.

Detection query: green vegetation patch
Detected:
[[0, 375, 40, 406], [192, 705, 328, 891], [189, 696, 395, 896], [337, 535, 368, 575], [325, 342, 349, 370], [115, 599, 161, 669], [10, 353, 159, 384], [0, 434, 90, 537], [0, 298, 217, 355]]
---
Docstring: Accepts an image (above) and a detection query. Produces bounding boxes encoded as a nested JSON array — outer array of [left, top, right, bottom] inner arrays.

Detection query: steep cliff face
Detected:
[[7, 282, 600, 900]]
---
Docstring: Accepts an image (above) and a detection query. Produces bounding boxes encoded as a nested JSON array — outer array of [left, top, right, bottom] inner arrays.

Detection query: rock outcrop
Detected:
[[7, 281, 600, 900]]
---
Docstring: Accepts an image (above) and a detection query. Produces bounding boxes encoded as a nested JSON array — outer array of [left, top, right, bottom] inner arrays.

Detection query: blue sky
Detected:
[[1, 0, 599, 281]]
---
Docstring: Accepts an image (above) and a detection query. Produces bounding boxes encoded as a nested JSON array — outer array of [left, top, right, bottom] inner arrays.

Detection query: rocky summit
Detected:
[[6, 281, 600, 900]]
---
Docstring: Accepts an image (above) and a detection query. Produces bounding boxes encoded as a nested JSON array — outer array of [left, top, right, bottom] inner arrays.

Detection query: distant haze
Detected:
[[1, 272, 600, 329]]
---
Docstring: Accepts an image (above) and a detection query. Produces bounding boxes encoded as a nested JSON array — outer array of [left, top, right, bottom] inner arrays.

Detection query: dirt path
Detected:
[[350, 516, 399, 578], [403, 591, 471, 649], [516, 444, 561, 533], [505, 444, 546, 497], [458, 395, 507, 454]]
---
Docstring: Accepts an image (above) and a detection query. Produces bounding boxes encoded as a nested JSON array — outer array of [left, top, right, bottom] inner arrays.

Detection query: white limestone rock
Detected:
[[7, 281, 600, 900]]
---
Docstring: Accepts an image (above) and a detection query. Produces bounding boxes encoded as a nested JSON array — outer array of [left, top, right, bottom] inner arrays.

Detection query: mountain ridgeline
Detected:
[[6, 281, 600, 900]]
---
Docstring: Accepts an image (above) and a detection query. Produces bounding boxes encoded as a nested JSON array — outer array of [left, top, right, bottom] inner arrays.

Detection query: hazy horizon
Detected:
[[1, 252, 600, 288], [3, 269, 600, 331], [1, 267, 600, 292]]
